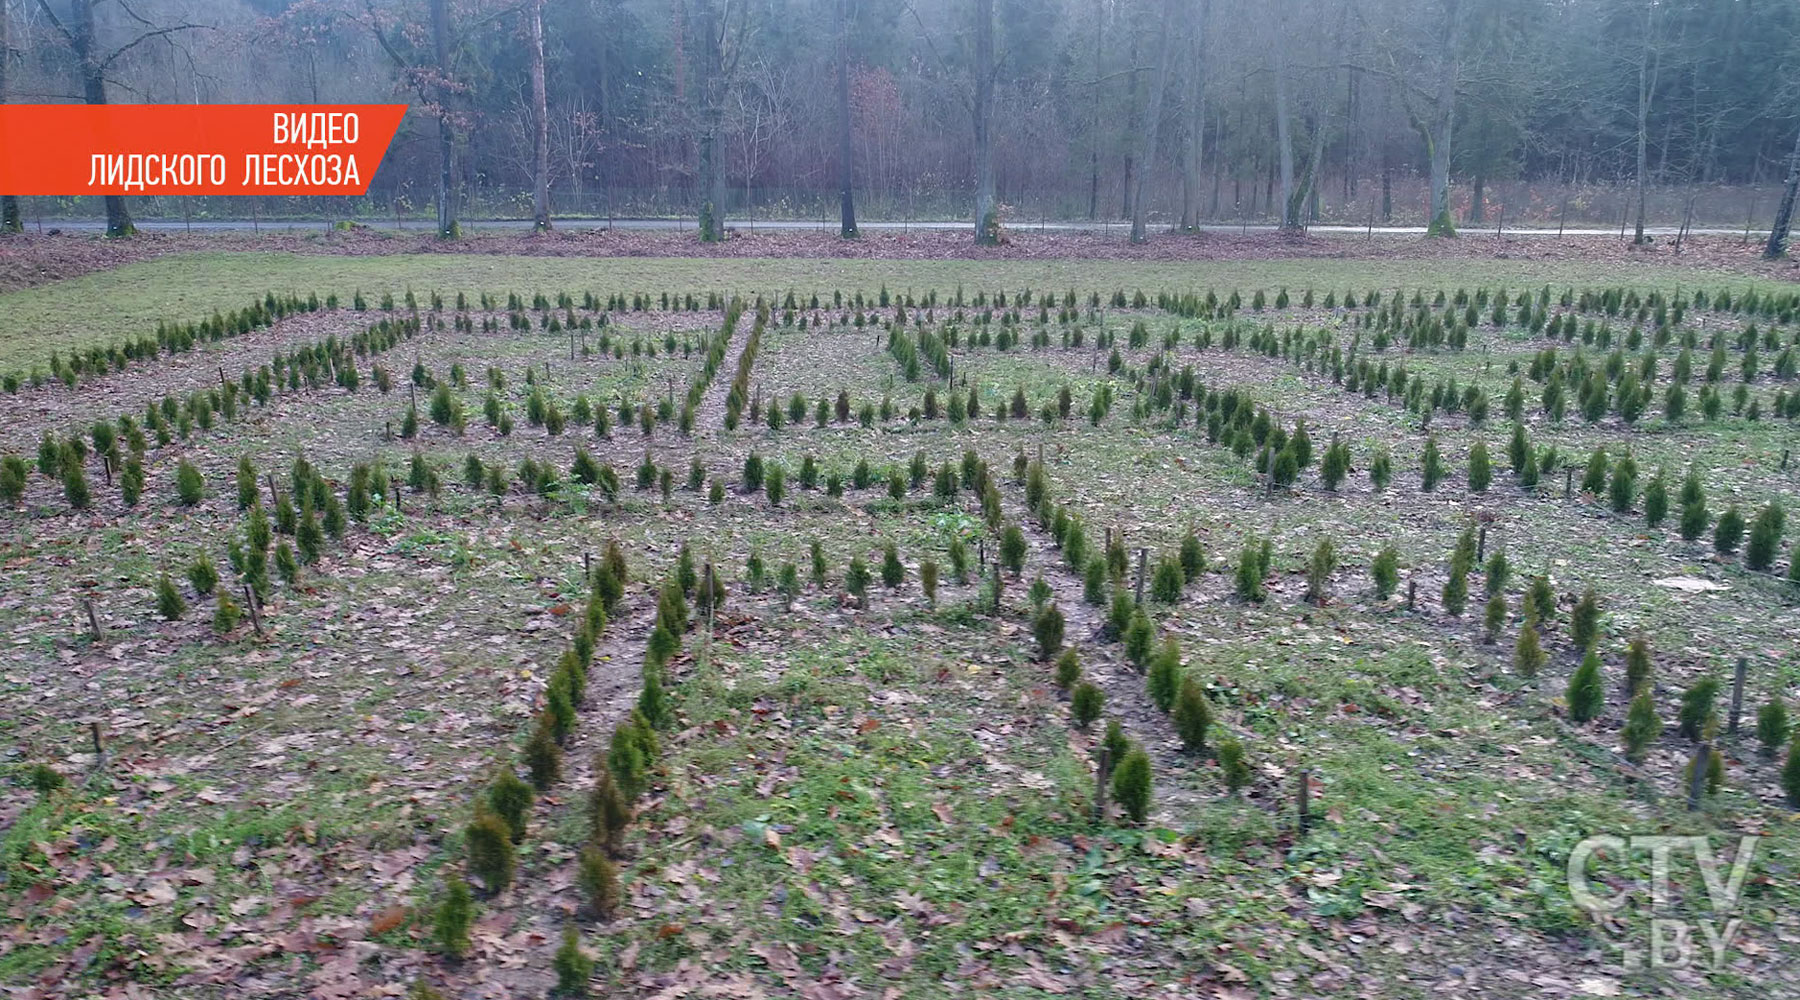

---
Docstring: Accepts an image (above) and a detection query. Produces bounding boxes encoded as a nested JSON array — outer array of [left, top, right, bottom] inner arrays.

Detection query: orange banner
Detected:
[[0, 104, 408, 196]]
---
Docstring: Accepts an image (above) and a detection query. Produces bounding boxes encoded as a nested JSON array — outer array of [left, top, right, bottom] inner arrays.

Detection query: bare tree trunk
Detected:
[[529, 0, 550, 232], [1273, 38, 1297, 230], [696, 0, 726, 241], [430, 0, 457, 239], [1179, 0, 1207, 231], [835, 0, 857, 237], [972, 0, 997, 244], [61, 0, 132, 236], [1289, 110, 1327, 226], [0, 0, 18, 234], [1129, 0, 1176, 243], [1632, 0, 1657, 245], [1422, 0, 1459, 237], [1765, 122, 1800, 260], [1087, 0, 1102, 221]]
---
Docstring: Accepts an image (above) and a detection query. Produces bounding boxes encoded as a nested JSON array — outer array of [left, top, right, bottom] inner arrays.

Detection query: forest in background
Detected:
[[1, 0, 1799, 237]]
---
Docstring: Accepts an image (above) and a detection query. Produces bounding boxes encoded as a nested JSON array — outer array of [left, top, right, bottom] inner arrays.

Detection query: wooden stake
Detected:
[[219, 366, 227, 388], [583, 551, 592, 578], [267, 473, 280, 509], [100, 453, 111, 487], [1729, 656, 1748, 734], [1406, 579, 1417, 611], [90, 721, 104, 759], [82, 599, 101, 641], [1134, 548, 1147, 605], [1093, 745, 1112, 823], [243, 583, 264, 637], [1297, 768, 1312, 838], [1564, 466, 1573, 499], [1687, 743, 1711, 811], [1477, 525, 1488, 562]]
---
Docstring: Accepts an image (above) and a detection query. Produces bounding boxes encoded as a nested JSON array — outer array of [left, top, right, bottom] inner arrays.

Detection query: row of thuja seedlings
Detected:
[[1013, 457, 1261, 824], [1533, 564, 1800, 810], [8, 291, 332, 392], [427, 541, 664, 998], [143, 451, 414, 636], [399, 296, 745, 442], [1150, 282, 1800, 337], [0, 317, 421, 515], [1560, 442, 1800, 581]]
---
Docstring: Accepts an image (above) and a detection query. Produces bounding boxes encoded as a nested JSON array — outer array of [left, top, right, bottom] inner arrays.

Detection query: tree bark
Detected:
[[835, 0, 857, 237], [1421, 0, 1459, 237], [1765, 122, 1800, 260], [1087, 0, 1102, 221], [972, 0, 996, 244], [430, 0, 457, 239], [1178, 0, 1207, 231], [1632, 0, 1656, 245], [696, 0, 726, 241], [529, 0, 551, 232], [1273, 37, 1297, 230], [1129, 0, 1176, 243], [0, 0, 19, 233], [60, 0, 132, 236]]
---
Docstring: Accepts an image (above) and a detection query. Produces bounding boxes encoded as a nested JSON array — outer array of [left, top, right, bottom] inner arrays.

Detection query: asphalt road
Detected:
[[31, 217, 1771, 238]]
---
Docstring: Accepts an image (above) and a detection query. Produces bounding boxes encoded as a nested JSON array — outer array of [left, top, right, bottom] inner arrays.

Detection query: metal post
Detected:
[[1729, 656, 1748, 734], [1297, 768, 1312, 837]]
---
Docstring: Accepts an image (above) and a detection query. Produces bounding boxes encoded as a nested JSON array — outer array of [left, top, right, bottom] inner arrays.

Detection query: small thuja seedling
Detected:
[[1514, 618, 1546, 677], [1621, 689, 1661, 762], [638, 667, 672, 730], [1677, 677, 1721, 741], [920, 559, 939, 606], [525, 718, 563, 790], [1483, 593, 1507, 642], [465, 804, 517, 894], [999, 524, 1026, 577], [488, 768, 533, 842], [589, 766, 631, 853], [212, 591, 242, 634], [1173, 678, 1213, 752], [1151, 555, 1185, 603], [577, 843, 621, 919], [188, 553, 219, 595], [1147, 637, 1180, 712], [1570, 588, 1600, 651], [880, 543, 905, 589], [1123, 609, 1154, 670], [1217, 737, 1250, 795], [27, 763, 66, 796], [1110, 746, 1152, 824], [1054, 648, 1080, 689], [1071, 682, 1104, 728], [156, 574, 186, 621], [1370, 543, 1399, 600], [434, 877, 475, 959], [1759, 698, 1790, 757], [1034, 603, 1065, 661], [1624, 637, 1652, 695], [553, 924, 594, 996], [1566, 648, 1605, 723]]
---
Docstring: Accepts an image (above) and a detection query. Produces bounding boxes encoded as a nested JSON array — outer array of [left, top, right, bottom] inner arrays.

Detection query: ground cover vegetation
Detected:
[[2, 270, 1799, 998]]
